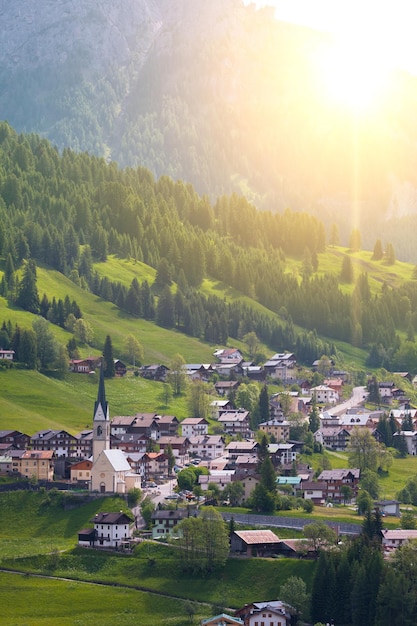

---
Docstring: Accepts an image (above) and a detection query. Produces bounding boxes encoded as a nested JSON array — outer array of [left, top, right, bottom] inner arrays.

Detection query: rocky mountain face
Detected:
[[2, 0, 417, 259]]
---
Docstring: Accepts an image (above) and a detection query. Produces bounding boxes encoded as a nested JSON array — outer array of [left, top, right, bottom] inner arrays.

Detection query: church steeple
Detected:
[[92, 363, 110, 461]]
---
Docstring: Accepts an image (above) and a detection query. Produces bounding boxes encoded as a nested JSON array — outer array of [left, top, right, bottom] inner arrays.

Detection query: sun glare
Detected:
[[316, 38, 391, 113]]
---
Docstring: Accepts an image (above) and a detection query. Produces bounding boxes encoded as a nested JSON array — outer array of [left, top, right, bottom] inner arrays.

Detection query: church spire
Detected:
[[94, 362, 108, 419], [92, 362, 110, 461]]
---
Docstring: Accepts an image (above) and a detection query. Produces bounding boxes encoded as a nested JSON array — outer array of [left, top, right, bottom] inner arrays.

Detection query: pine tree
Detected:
[[102, 335, 115, 378], [372, 239, 384, 260], [16, 259, 40, 314]]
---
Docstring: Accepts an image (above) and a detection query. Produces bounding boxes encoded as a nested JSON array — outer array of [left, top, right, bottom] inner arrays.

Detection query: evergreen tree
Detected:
[[258, 384, 270, 425], [16, 259, 40, 314], [340, 254, 354, 283], [102, 335, 115, 378], [156, 285, 175, 328], [372, 239, 384, 260]]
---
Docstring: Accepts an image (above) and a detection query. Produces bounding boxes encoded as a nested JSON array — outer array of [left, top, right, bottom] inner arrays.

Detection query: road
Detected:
[[220, 511, 361, 536], [330, 385, 368, 416]]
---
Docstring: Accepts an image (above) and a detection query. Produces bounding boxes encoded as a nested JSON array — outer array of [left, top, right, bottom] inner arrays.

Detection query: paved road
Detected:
[[330, 385, 368, 416]]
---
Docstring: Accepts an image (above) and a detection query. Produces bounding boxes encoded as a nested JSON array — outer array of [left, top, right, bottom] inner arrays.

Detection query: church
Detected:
[[90, 367, 141, 494]]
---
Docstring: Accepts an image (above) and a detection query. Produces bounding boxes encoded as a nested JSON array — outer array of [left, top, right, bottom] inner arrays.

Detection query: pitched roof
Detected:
[[234, 530, 279, 544], [92, 511, 132, 525], [99, 449, 131, 471]]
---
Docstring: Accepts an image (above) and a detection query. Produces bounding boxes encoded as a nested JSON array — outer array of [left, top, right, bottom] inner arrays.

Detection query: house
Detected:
[[311, 385, 339, 405], [213, 348, 243, 362], [78, 511, 133, 549], [314, 426, 351, 451], [154, 415, 179, 437], [317, 468, 360, 502], [237, 471, 261, 502], [184, 364, 214, 381], [210, 399, 233, 419], [374, 499, 401, 516], [230, 530, 281, 557], [19, 450, 55, 481], [199, 470, 234, 491], [226, 441, 258, 463], [276, 476, 302, 496], [378, 382, 395, 400], [73, 429, 96, 459], [140, 364, 169, 381], [110, 413, 160, 439], [218, 409, 251, 436], [111, 433, 147, 455], [30, 429, 78, 458], [214, 381, 240, 397], [269, 443, 297, 465], [299, 481, 326, 505], [158, 436, 190, 465], [181, 417, 209, 438], [0, 449, 24, 475], [0, 348, 14, 360], [188, 435, 225, 460], [70, 459, 93, 483], [151, 508, 189, 539], [142, 451, 168, 480], [259, 419, 290, 442], [69, 356, 101, 373], [114, 359, 127, 377], [235, 601, 295, 626], [233, 454, 258, 472], [214, 361, 244, 378], [382, 529, 417, 553], [393, 431, 417, 455], [323, 378, 344, 396], [242, 365, 266, 382], [0, 429, 30, 449], [201, 614, 243, 626]]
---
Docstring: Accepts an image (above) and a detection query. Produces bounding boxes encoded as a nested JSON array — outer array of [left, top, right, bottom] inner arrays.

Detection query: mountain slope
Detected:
[[3, 2, 417, 257]]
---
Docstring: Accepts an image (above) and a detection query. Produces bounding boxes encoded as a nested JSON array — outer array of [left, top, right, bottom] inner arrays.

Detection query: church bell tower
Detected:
[[92, 363, 110, 461]]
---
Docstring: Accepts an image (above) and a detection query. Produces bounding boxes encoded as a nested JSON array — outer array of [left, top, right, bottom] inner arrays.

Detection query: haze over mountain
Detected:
[[2, 0, 417, 259]]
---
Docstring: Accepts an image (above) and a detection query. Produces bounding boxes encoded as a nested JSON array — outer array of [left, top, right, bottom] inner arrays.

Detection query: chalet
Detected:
[[74, 429, 93, 459], [317, 468, 360, 502], [210, 399, 233, 419], [0, 349, 14, 360], [155, 415, 179, 437], [231, 530, 281, 557], [188, 435, 225, 460], [0, 449, 24, 475], [259, 419, 290, 442], [214, 361, 244, 378], [242, 364, 266, 381], [311, 385, 339, 405], [111, 433, 147, 454], [181, 417, 209, 438], [314, 426, 350, 451], [0, 429, 30, 449], [19, 450, 55, 481], [70, 459, 93, 483], [226, 441, 258, 463], [382, 529, 417, 553], [230, 454, 257, 472], [110, 414, 160, 439], [158, 436, 190, 465], [323, 378, 344, 395], [114, 359, 127, 377], [276, 475, 302, 496], [78, 511, 133, 549], [269, 443, 297, 465], [218, 409, 251, 436], [214, 381, 240, 397], [141, 451, 168, 480], [235, 601, 295, 626], [30, 429, 78, 458], [140, 364, 169, 381], [263, 352, 296, 382], [213, 347, 243, 362], [0, 454, 14, 475], [151, 508, 189, 539], [184, 364, 214, 381], [299, 481, 326, 505], [378, 382, 395, 400], [69, 356, 101, 373], [269, 395, 284, 420]]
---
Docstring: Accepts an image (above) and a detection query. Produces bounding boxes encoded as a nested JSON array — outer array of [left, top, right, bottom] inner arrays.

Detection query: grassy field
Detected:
[[0, 572, 204, 626], [0, 368, 190, 434]]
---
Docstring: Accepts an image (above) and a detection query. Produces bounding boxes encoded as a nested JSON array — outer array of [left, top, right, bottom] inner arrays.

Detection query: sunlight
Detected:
[[317, 38, 391, 113]]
